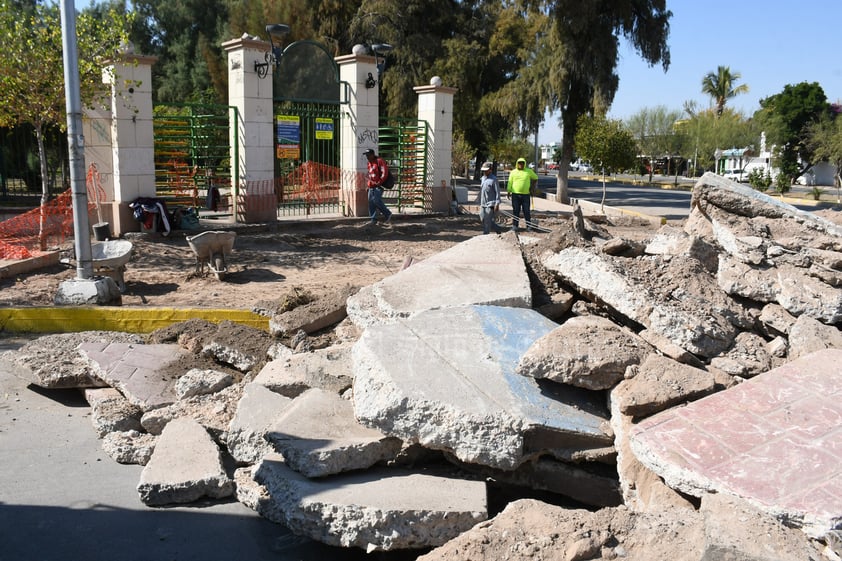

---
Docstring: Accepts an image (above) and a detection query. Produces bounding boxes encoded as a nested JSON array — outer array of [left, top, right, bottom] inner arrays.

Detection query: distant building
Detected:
[[716, 132, 836, 185], [540, 142, 560, 163]]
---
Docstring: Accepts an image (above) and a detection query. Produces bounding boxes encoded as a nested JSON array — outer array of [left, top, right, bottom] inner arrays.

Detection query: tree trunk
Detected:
[[35, 124, 48, 251]]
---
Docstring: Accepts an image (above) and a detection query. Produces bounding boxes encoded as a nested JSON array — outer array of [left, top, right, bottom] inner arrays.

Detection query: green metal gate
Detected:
[[272, 101, 342, 216], [152, 103, 237, 211], [378, 117, 430, 212], [271, 40, 345, 216]]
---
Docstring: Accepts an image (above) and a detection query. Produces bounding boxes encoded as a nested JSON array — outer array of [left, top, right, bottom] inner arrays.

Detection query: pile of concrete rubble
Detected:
[[7, 173, 842, 559]]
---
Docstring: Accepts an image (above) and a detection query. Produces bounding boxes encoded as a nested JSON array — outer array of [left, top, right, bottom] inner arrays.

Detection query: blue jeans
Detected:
[[368, 187, 392, 223], [510, 193, 531, 229]]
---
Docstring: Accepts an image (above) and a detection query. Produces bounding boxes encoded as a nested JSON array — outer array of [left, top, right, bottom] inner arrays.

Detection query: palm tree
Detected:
[[701, 66, 749, 116]]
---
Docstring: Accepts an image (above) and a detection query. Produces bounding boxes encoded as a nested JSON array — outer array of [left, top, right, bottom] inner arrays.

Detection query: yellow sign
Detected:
[[277, 145, 300, 159], [315, 118, 334, 140]]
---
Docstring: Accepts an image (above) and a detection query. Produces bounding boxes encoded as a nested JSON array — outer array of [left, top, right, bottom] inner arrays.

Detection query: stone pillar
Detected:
[[102, 53, 157, 235], [82, 102, 113, 232], [336, 48, 380, 217], [414, 78, 457, 214], [222, 36, 276, 222]]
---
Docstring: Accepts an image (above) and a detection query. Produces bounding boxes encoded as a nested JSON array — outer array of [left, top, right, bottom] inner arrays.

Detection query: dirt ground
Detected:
[[0, 212, 659, 312]]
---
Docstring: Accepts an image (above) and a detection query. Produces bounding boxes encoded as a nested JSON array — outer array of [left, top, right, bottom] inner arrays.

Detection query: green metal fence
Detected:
[[0, 124, 68, 202], [153, 103, 238, 211], [378, 117, 430, 212]]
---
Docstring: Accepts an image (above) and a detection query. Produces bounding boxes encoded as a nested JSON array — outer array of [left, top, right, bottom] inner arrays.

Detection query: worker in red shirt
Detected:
[[364, 148, 393, 226]]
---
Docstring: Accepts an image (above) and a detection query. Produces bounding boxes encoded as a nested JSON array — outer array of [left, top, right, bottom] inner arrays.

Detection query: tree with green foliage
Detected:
[[701, 66, 749, 116], [627, 105, 683, 181], [0, 0, 131, 238], [574, 114, 637, 211], [524, 0, 671, 204], [805, 109, 842, 204], [755, 82, 831, 186]]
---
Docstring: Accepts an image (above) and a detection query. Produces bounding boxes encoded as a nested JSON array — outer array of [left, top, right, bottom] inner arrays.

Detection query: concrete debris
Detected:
[[137, 416, 234, 506], [417, 496, 823, 561], [227, 382, 293, 465], [84, 387, 143, 437], [251, 454, 487, 552], [611, 353, 717, 418], [12, 173, 842, 554], [78, 342, 187, 410], [175, 368, 233, 399], [268, 284, 355, 336], [101, 429, 157, 465], [352, 305, 613, 470], [630, 349, 842, 538], [253, 343, 354, 398], [265, 388, 402, 478], [3, 331, 143, 388], [516, 314, 653, 390], [346, 231, 531, 327], [140, 383, 243, 438]]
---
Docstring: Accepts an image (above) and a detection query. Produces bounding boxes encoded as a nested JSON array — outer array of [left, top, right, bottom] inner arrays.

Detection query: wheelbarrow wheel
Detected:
[[213, 255, 226, 281]]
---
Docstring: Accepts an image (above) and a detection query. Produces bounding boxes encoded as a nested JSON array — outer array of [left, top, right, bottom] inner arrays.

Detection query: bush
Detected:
[[747, 168, 772, 192], [811, 186, 825, 201]]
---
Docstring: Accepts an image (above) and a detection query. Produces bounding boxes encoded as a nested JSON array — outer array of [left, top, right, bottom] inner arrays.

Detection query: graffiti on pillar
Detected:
[[357, 128, 378, 145]]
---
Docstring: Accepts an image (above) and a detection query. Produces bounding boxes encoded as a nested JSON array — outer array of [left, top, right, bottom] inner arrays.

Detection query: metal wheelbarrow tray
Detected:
[[91, 240, 133, 292], [186, 230, 237, 280]]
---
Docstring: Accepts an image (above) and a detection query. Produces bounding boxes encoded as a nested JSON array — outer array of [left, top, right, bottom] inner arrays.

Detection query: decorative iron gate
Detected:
[[152, 103, 237, 212]]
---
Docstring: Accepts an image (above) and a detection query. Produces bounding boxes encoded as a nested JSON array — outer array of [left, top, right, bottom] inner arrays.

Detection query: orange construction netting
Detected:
[[0, 165, 103, 260]]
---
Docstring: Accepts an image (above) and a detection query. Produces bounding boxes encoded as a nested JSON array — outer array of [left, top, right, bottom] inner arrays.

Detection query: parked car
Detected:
[[722, 169, 746, 182], [578, 163, 593, 173]]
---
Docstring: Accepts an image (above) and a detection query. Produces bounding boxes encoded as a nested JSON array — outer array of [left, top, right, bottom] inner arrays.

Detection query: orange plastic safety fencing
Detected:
[[0, 165, 102, 260]]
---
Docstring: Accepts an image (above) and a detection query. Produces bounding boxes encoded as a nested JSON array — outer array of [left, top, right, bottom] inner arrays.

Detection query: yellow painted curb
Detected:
[[0, 307, 269, 334]]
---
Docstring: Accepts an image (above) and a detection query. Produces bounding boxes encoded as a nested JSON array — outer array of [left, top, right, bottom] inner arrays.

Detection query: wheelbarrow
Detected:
[[91, 239, 133, 293], [186, 230, 236, 280]]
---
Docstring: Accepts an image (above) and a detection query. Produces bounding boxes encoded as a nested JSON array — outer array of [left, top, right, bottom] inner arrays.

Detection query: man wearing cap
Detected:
[[478, 162, 503, 235], [363, 148, 393, 226], [506, 157, 539, 231]]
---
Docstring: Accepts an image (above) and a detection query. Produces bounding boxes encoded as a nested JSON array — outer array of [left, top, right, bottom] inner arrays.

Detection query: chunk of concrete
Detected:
[[630, 349, 842, 538], [516, 315, 652, 390], [140, 383, 242, 438], [251, 453, 487, 551], [101, 430, 157, 465], [542, 248, 747, 358], [787, 314, 842, 360], [612, 354, 717, 418], [6, 331, 143, 389], [269, 284, 355, 336], [84, 387, 143, 437], [253, 343, 354, 398], [352, 305, 613, 470], [174, 368, 233, 399], [79, 342, 187, 410], [265, 388, 401, 477], [347, 233, 531, 327], [227, 382, 293, 465], [137, 417, 233, 506]]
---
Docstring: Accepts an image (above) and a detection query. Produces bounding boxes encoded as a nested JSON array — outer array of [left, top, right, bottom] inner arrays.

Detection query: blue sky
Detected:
[[539, 0, 842, 144]]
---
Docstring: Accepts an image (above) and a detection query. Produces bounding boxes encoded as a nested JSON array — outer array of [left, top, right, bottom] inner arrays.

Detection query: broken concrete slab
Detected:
[[251, 453, 487, 551], [268, 284, 355, 337], [787, 314, 842, 360], [101, 429, 157, 465], [174, 368, 233, 399], [630, 349, 842, 538], [516, 315, 652, 390], [84, 387, 143, 437], [253, 343, 354, 398], [709, 331, 772, 378], [227, 382, 293, 465], [346, 232, 531, 327], [612, 354, 717, 418], [79, 342, 188, 410], [265, 388, 402, 478], [5, 331, 143, 389], [542, 248, 749, 358], [139, 383, 243, 438], [352, 305, 613, 470], [137, 416, 234, 506]]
